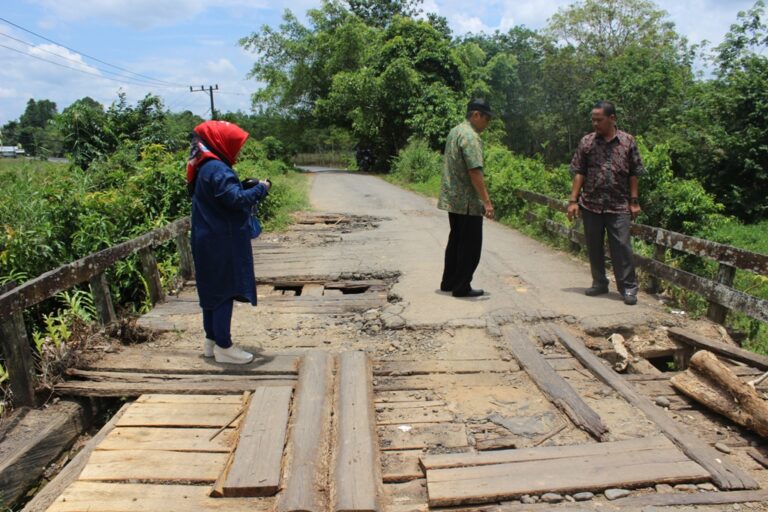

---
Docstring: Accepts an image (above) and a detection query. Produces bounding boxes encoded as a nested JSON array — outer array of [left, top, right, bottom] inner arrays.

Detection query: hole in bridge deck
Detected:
[[646, 354, 677, 372]]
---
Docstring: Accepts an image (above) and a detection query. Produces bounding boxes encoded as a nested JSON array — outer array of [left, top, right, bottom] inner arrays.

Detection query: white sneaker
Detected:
[[214, 345, 254, 365], [203, 338, 216, 358]]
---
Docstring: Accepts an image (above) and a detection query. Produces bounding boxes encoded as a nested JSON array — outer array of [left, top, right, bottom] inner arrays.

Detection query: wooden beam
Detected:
[[333, 351, 382, 512], [22, 403, 130, 512], [223, 385, 293, 497], [88, 272, 117, 325], [0, 306, 36, 407], [174, 231, 195, 281], [611, 489, 768, 508], [138, 247, 164, 305], [503, 326, 609, 441], [277, 351, 334, 512], [550, 325, 759, 491], [668, 327, 768, 371]]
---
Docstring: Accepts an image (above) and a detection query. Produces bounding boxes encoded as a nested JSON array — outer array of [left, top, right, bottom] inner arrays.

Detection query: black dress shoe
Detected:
[[585, 286, 609, 296], [453, 288, 484, 298]]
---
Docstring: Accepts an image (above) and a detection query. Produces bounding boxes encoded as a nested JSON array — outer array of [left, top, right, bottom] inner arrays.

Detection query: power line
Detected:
[[0, 16, 187, 88], [0, 32, 185, 90], [191, 85, 219, 120], [0, 42, 170, 89]]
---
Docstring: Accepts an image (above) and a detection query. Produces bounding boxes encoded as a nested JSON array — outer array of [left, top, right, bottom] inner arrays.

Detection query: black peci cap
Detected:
[[467, 98, 493, 117]]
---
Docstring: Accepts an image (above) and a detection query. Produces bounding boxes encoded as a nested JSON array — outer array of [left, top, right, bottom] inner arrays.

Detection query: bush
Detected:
[[391, 139, 443, 183]]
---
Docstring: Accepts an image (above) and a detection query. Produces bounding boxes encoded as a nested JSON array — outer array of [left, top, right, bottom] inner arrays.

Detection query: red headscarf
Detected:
[[186, 120, 249, 193]]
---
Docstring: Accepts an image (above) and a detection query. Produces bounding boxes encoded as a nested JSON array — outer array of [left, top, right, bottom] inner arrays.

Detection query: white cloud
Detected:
[[205, 58, 237, 74]]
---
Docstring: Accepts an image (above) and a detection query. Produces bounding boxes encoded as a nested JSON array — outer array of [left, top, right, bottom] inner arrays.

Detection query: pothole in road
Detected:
[[291, 212, 386, 233]]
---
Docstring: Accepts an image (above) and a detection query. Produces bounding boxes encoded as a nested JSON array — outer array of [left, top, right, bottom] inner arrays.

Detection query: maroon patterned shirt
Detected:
[[569, 130, 646, 214]]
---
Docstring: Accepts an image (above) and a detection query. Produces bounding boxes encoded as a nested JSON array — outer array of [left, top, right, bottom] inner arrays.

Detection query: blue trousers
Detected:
[[202, 299, 234, 348]]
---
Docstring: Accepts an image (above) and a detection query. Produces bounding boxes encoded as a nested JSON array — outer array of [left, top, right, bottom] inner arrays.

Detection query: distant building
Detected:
[[0, 146, 25, 157]]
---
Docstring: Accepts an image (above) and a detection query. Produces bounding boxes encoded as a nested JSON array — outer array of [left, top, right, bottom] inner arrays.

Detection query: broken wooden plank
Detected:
[[668, 327, 768, 370], [421, 435, 673, 470], [426, 448, 709, 507], [114, 402, 243, 428], [21, 404, 130, 512], [79, 449, 229, 482], [98, 427, 233, 452], [378, 424, 468, 451], [277, 351, 334, 512], [223, 385, 293, 497], [333, 351, 382, 512], [81, 350, 299, 375], [503, 326, 609, 441], [56, 376, 295, 397], [550, 325, 759, 491], [377, 408, 454, 425], [374, 359, 519, 376], [382, 451, 424, 483], [46, 481, 272, 512], [375, 400, 446, 410], [671, 350, 768, 437], [611, 489, 768, 508]]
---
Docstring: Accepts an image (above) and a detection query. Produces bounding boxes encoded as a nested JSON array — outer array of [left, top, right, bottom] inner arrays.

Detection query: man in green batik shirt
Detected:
[[438, 98, 495, 298]]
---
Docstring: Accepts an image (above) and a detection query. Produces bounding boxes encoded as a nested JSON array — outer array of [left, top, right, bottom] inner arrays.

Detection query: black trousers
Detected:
[[581, 208, 639, 295], [441, 212, 483, 294]]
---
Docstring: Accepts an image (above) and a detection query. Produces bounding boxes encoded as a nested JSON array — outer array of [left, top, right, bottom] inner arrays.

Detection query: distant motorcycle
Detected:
[[355, 149, 374, 172]]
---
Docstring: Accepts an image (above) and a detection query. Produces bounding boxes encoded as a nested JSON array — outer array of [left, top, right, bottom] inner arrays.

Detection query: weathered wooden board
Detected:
[[82, 350, 299, 375], [374, 391, 436, 403], [223, 386, 293, 497], [377, 408, 454, 426], [46, 481, 272, 512], [375, 400, 446, 411], [333, 351, 382, 512], [422, 435, 673, 470], [378, 424, 468, 451], [426, 448, 709, 507], [550, 325, 759, 491], [116, 402, 242, 428], [79, 449, 229, 482], [98, 427, 234, 452], [503, 326, 609, 441], [382, 450, 424, 483], [612, 489, 768, 508], [374, 359, 520, 376], [669, 328, 768, 371], [56, 375, 295, 397], [277, 351, 334, 512], [134, 394, 244, 404]]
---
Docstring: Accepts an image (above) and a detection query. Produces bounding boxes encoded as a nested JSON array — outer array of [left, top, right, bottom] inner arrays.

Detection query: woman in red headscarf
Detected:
[[187, 120, 270, 364]]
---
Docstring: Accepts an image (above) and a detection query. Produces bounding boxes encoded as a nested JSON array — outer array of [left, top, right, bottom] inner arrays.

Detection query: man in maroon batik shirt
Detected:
[[566, 101, 645, 306]]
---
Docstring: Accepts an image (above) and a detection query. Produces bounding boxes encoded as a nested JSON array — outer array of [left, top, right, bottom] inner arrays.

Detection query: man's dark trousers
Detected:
[[441, 212, 483, 294], [581, 208, 638, 295]]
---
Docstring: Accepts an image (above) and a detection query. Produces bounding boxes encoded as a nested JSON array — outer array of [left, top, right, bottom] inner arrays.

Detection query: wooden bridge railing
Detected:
[[0, 217, 193, 406], [516, 189, 768, 326]]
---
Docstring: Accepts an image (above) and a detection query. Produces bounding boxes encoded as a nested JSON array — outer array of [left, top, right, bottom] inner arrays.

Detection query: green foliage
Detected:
[[391, 139, 442, 183]]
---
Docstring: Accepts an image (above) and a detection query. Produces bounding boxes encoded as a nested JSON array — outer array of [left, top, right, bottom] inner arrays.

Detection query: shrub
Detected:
[[391, 139, 443, 183]]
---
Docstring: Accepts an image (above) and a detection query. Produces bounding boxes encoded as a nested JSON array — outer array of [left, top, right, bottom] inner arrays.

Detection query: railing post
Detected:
[[88, 272, 117, 325], [138, 247, 164, 305], [646, 243, 666, 294], [706, 263, 736, 324], [0, 283, 36, 407], [174, 232, 195, 281]]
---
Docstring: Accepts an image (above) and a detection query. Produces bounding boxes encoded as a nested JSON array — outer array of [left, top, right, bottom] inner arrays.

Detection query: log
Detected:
[[550, 325, 759, 490], [668, 327, 768, 370], [671, 350, 768, 437]]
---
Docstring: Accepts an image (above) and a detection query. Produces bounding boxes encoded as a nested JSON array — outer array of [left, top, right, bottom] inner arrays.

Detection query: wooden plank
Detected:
[[426, 448, 709, 507], [374, 391, 435, 403], [503, 326, 609, 441], [377, 408, 454, 425], [21, 404, 130, 512], [421, 435, 673, 470], [79, 449, 229, 482], [375, 400, 446, 410], [277, 351, 334, 512], [668, 327, 768, 371], [612, 489, 768, 508], [382, 451, 424, 483], [46, 481, 272, 512], [550, 325, 759, 491], [56, 377, 295, 397], [302, 283, 325, 296], [0, 401, 88, 509], [116, 402, 242, 428], [98, 427, 234, 452], [333, 351, 382, 512], [82, 350, 300, 375], [374, 359, 519, 376], [223, 386, 293, 497], [135, 394, 244, 404], [378, 424, 468, 451], [0, 307, 36, 406]]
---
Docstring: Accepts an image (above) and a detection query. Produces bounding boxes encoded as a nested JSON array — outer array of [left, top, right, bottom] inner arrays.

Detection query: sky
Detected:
[[0, 0, 758, 125]]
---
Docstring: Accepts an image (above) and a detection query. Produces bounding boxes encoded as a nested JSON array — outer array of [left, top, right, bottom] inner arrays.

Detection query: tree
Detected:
[[54, 97, 112, 169], [346, 0, 422, 27]]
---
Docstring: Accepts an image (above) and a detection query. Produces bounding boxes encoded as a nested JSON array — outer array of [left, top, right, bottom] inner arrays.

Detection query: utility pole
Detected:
[[190, 84, 219, 120]]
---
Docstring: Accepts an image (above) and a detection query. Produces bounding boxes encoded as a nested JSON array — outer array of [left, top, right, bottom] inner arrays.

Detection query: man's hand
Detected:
[[484, 202, 495, 220], [567, 202, 580, 221], [630, 203, 641, 220]]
